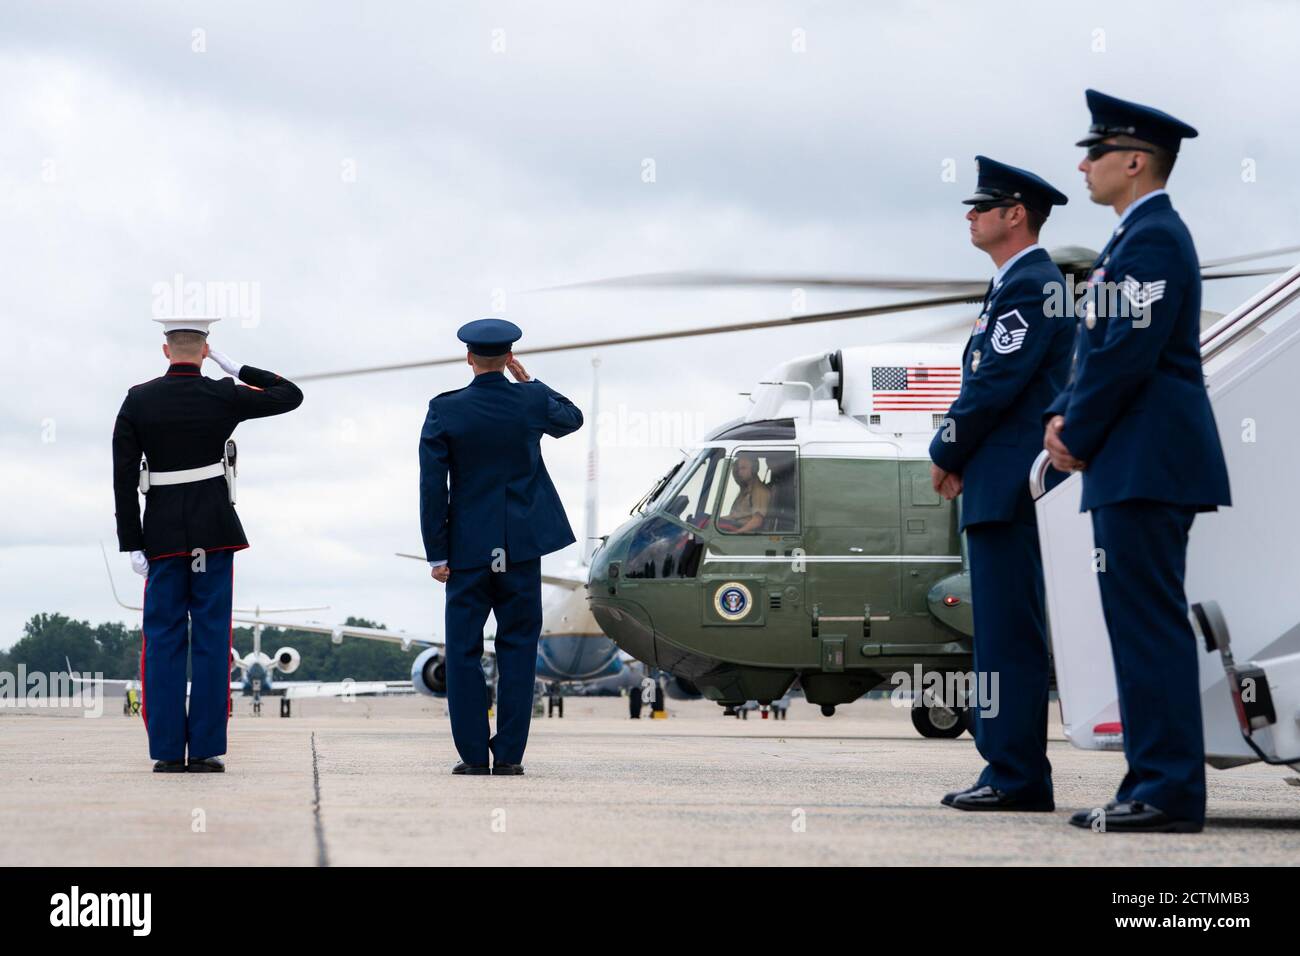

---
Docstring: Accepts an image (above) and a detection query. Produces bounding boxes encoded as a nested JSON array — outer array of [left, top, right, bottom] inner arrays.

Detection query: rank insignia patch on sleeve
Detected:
[[1121, 275, 1167, 311], [989, 309, 1029, 354]]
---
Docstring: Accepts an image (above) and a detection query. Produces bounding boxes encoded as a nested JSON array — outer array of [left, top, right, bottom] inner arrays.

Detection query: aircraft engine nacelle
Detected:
[[272, 646, 301, 675], [411, 647, 447, 697]]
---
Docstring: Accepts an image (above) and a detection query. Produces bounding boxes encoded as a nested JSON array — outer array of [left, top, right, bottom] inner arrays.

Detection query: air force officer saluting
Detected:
[[419, 319, 583, 776]]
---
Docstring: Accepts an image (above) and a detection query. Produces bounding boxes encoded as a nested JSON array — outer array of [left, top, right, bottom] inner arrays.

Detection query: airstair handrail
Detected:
[[1202, 261, 1300, 362], [1028, 449, 1055, 501]]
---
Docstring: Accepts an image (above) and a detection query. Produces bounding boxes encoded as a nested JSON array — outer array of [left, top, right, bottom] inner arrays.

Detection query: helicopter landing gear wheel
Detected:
[[958, 706, 973, 737], [911, 702, 965, 739]]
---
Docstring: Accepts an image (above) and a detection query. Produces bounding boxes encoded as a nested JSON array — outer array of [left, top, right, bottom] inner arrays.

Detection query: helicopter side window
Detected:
[[661, 448, 726, 529], [716, 449, 799, 534]]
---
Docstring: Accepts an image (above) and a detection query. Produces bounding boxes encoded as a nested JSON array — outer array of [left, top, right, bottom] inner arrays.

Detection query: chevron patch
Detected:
[[1122, 275, 1167, 311], [989, 309, 1029, 354]]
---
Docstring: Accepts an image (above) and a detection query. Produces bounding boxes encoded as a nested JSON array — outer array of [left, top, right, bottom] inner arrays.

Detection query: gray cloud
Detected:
[[4, 0, 1298, 643]]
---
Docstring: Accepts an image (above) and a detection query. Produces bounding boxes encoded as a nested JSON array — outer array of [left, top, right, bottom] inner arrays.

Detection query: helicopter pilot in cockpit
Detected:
[[717, 453, 770, 533]]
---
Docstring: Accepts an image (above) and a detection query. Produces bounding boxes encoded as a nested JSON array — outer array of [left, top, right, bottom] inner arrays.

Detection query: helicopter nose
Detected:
[[587, 559, 616, 596]]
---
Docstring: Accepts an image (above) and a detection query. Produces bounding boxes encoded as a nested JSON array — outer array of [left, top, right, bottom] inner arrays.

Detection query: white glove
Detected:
[[208, 347, 242, 378], [130, 551, 149, 577]]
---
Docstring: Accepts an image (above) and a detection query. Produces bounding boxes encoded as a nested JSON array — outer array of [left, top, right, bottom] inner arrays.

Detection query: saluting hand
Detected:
[[1044, 415, 1086, 473], [506, 358, 531, 382], [207, 347, 242, 378]]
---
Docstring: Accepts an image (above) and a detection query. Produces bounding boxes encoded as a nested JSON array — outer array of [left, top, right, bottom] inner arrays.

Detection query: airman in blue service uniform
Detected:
[[113, 317, 303, 773], [930, 157, 1072, 812], [1046, 91, 1230, 833], [419, 319, 583, 775]]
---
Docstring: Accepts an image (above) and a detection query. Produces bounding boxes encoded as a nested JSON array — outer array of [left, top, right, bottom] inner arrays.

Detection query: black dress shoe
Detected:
[[1069, 800, 1202, 833], [948, 784, 1054, 812], [187, 757, 225, 773], [152, 759, 186, 773], [941, 782, 981, 807], [492, 762, 525, 776], [452, 762, 490, 775]]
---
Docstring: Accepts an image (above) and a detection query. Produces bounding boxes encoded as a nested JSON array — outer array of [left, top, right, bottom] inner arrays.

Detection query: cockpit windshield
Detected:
[[659, 447, 727, 529], [631, 460, 684, 515]]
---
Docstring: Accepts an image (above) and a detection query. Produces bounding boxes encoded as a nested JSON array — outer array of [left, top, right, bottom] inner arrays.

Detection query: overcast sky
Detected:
[[3, 0, 1298, 649]]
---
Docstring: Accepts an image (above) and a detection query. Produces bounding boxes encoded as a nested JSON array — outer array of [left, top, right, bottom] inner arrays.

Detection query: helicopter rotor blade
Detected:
[[294, 291, 981, 382], [1199, 244, 1300, 270], [537, 271, 987, 294]]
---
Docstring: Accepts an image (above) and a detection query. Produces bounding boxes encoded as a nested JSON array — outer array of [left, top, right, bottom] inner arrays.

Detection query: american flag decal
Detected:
[[870, 365, 961, 411]]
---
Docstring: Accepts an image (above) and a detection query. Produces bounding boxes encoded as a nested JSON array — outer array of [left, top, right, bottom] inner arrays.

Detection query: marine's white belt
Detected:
[[149, 462, 225, 486]]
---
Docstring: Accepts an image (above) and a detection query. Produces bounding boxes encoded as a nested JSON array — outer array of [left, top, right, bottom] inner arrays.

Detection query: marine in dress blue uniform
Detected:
[[1046, 91, 1231, 832], [929, 157, 1072, 811], [419, 319, 583, 775], [113, 317, 303, 772]]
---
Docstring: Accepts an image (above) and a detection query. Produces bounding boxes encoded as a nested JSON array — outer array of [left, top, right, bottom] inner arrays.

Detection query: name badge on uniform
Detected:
[[970, 348, 981, 373]]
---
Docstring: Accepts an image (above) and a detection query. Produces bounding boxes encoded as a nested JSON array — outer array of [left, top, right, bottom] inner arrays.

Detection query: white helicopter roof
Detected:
[[699, 343, 965, 458]]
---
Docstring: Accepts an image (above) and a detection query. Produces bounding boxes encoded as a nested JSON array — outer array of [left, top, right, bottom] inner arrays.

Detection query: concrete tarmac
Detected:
[[3, 694, 1298, 866]]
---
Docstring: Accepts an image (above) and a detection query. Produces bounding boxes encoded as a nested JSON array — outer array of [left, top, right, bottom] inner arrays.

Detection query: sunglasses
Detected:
[[1085, 143, 1155, 162], [969, 199, 1016, 214]]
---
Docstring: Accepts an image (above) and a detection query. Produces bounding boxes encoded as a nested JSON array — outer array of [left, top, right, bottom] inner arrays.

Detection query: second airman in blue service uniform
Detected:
[[419, 318, 583, 775], [929, 157, 1072, 812], [1046, 91, 1231, 832]]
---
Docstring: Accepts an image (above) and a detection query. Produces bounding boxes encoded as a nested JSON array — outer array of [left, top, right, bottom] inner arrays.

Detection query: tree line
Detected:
[[2, 613, 420, 682]]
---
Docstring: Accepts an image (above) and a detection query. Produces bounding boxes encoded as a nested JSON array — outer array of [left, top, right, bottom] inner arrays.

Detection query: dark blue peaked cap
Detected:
[[963, 156, 1068, 216], [1077, 89, 1198, 153], [457, 318, 521, 356]]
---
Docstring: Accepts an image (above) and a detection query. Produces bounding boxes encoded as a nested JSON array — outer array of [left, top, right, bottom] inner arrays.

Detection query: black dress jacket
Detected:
[[113, 362, 303, 559]]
